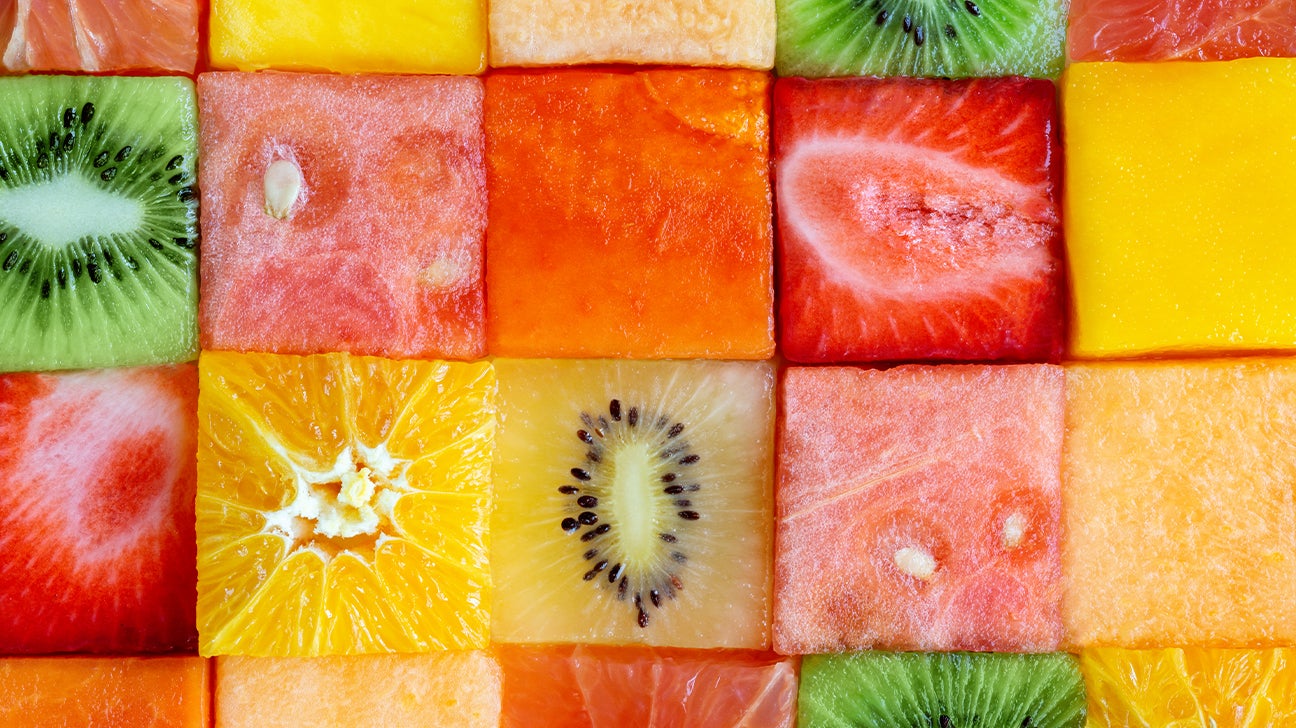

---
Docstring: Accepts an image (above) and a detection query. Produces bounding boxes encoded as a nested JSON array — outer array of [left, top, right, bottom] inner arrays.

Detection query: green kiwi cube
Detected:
[[776, 0, 1067, 79], [799, 652, 1086, 727], [0, 75, 199, 372]]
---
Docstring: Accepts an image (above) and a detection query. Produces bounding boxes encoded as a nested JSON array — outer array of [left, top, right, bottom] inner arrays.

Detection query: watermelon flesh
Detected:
[[0, 366, 198, 653], [498, 645, 797, 728], [198, 72, 486, 360], [774, 77, 1064, 364], [1068, 0, 1296, 62], [774, 365, 1065, 654]]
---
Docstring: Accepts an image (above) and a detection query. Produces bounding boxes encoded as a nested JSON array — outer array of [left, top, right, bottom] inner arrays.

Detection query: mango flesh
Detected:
[[1064, 60, 1296, 357]]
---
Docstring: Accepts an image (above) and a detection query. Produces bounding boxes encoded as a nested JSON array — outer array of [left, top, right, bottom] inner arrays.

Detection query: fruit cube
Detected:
[[1066, 60, 1296, 357], [775, 365, 1065, 654], [0, 657, 209, 727], [498, 645, 797, 727], [198, 72, 486, 361], [491, 359, 775, 648], [799, 652, 1085, 727], [196, 352, 496, 656], [485, 70, 774, 359], [776, 0, 1068, 78], [1069, 0, 1296, 62], [0, 366, 198, 654], [1, 0, 199, 73], [0, 75, 199, 373], [774, 77, 1064, 364], [216, 653, 501, 727], [1082, 648, 1296, 725], [209, 0, 485, 74], [1064, 361, 1296, 647], [489, 0, 775, 68]]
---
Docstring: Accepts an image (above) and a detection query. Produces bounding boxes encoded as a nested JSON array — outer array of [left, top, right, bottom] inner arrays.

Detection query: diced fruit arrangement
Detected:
[[0, 75, 199, 373], [497, 645, 797, 727], [775, 365, 1064, 654], [196, 352, 496, 656], [216, 652, 502, 727], [0, 657, 209, 727], [0, 366, 198, 654], [491, 359, 775, 648], [198, 72, 486, 361], [798, 651, 1086, 727], [774, 76, 1064, 363]]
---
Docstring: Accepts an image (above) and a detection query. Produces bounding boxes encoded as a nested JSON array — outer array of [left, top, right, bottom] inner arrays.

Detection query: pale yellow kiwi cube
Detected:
[[210, 0, 485, 74], [1064, 60, 1296, 357], [489, 0, 775, 68]]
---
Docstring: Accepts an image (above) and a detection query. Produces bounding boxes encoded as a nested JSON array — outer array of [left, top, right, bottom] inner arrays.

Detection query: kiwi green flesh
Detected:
[[776, 0, 1067, 79], [799, 652, 1086, 728], [0, 75, 198, 373]]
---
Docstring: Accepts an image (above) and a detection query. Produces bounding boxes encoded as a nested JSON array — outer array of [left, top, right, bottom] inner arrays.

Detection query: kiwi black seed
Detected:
[[0, 75, 199, 372], [556, 398, 704, 628], [776, 0, 1068, 79], [798, 652, 1086, 728]]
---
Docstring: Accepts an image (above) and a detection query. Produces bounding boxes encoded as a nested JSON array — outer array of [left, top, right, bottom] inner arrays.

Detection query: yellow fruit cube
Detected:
[[1064, 60, 1296, 357], [1063, 361, 1296, 648], [210, 0, 485, 74]]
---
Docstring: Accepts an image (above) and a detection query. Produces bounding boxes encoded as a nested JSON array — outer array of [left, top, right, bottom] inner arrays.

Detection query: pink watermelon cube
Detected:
[[0, 366, 198, 654], [774, 365, 1065, 654], [773, 77, 1064, 364], [198, 72, 486, 360]]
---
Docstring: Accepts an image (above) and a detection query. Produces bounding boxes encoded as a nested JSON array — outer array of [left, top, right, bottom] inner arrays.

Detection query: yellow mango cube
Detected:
[[210, 0, 485, 74], [1064, 60, 1296, 357]]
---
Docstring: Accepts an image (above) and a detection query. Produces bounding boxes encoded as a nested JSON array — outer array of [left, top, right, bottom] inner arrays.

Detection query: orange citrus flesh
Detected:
[[1064, 360, 1296, 648], [216, 652, 501, 727], [197, 351, 496, 656], [0, 657, 209, 728], [1082, 648, 1296, 727]]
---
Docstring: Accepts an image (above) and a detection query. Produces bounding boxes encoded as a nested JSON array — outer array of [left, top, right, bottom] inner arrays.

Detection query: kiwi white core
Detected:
[[607, 441, 662, 563], [261, 442, 412, 558], [0, 173, 144, 247]]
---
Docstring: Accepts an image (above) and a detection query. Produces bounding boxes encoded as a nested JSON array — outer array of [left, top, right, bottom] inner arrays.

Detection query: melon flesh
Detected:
[[1064, 361, 1296, 647], [216, 652, 501, 727], [198, 72, 486, 361], [775, 365, 1065, 654], [0, 657, 209, 727], [489, 0, 775, 68]]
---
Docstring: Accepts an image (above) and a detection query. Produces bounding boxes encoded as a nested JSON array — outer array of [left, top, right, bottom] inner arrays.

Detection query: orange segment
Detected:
[[0, 657, 209, 727], [1082, 648, 1296, 726], [197, 351, 496, 656]]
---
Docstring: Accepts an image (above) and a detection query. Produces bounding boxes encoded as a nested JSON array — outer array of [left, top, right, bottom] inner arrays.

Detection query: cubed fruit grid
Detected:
[[1, 1, 1296, 726]]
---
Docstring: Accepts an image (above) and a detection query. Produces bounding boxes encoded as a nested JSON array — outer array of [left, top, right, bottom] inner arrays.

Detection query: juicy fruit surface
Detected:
[[0, 0, 198, 72], [775, 365, 1064, 654], [1082, 648, 1296, 727], [774, 77, 1063, 363], [776, 0, 1068, 78], [1066, 60, 1296, 357], [0, 75, 199, 373], [0, 366, 198, 654], [800, 652, 1085, 727], [199, 72, 486, 360], [1064, 361, 1296, 647], [216, 652, 501, 728], [486, 69, 774, 359], [489, 0, 776, 68], [1068, 0, 1296, 62], [0, 657, 209, 728], [492, 359, 775, 648], [209, 0, 485, 74], [498, 645, 797, 728], [196, 351, 496, 656]]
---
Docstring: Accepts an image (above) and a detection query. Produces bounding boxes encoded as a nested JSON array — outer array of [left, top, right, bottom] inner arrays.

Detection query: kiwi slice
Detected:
[[0, 75, 198, 373], [799, 652, 1086, 727], [492, 359, 776, 648], [776, 0, 1067, 79]]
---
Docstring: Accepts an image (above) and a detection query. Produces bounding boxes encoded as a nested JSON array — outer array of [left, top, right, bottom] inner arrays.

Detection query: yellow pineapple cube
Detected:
[[1064, 60, 1296, 357]]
